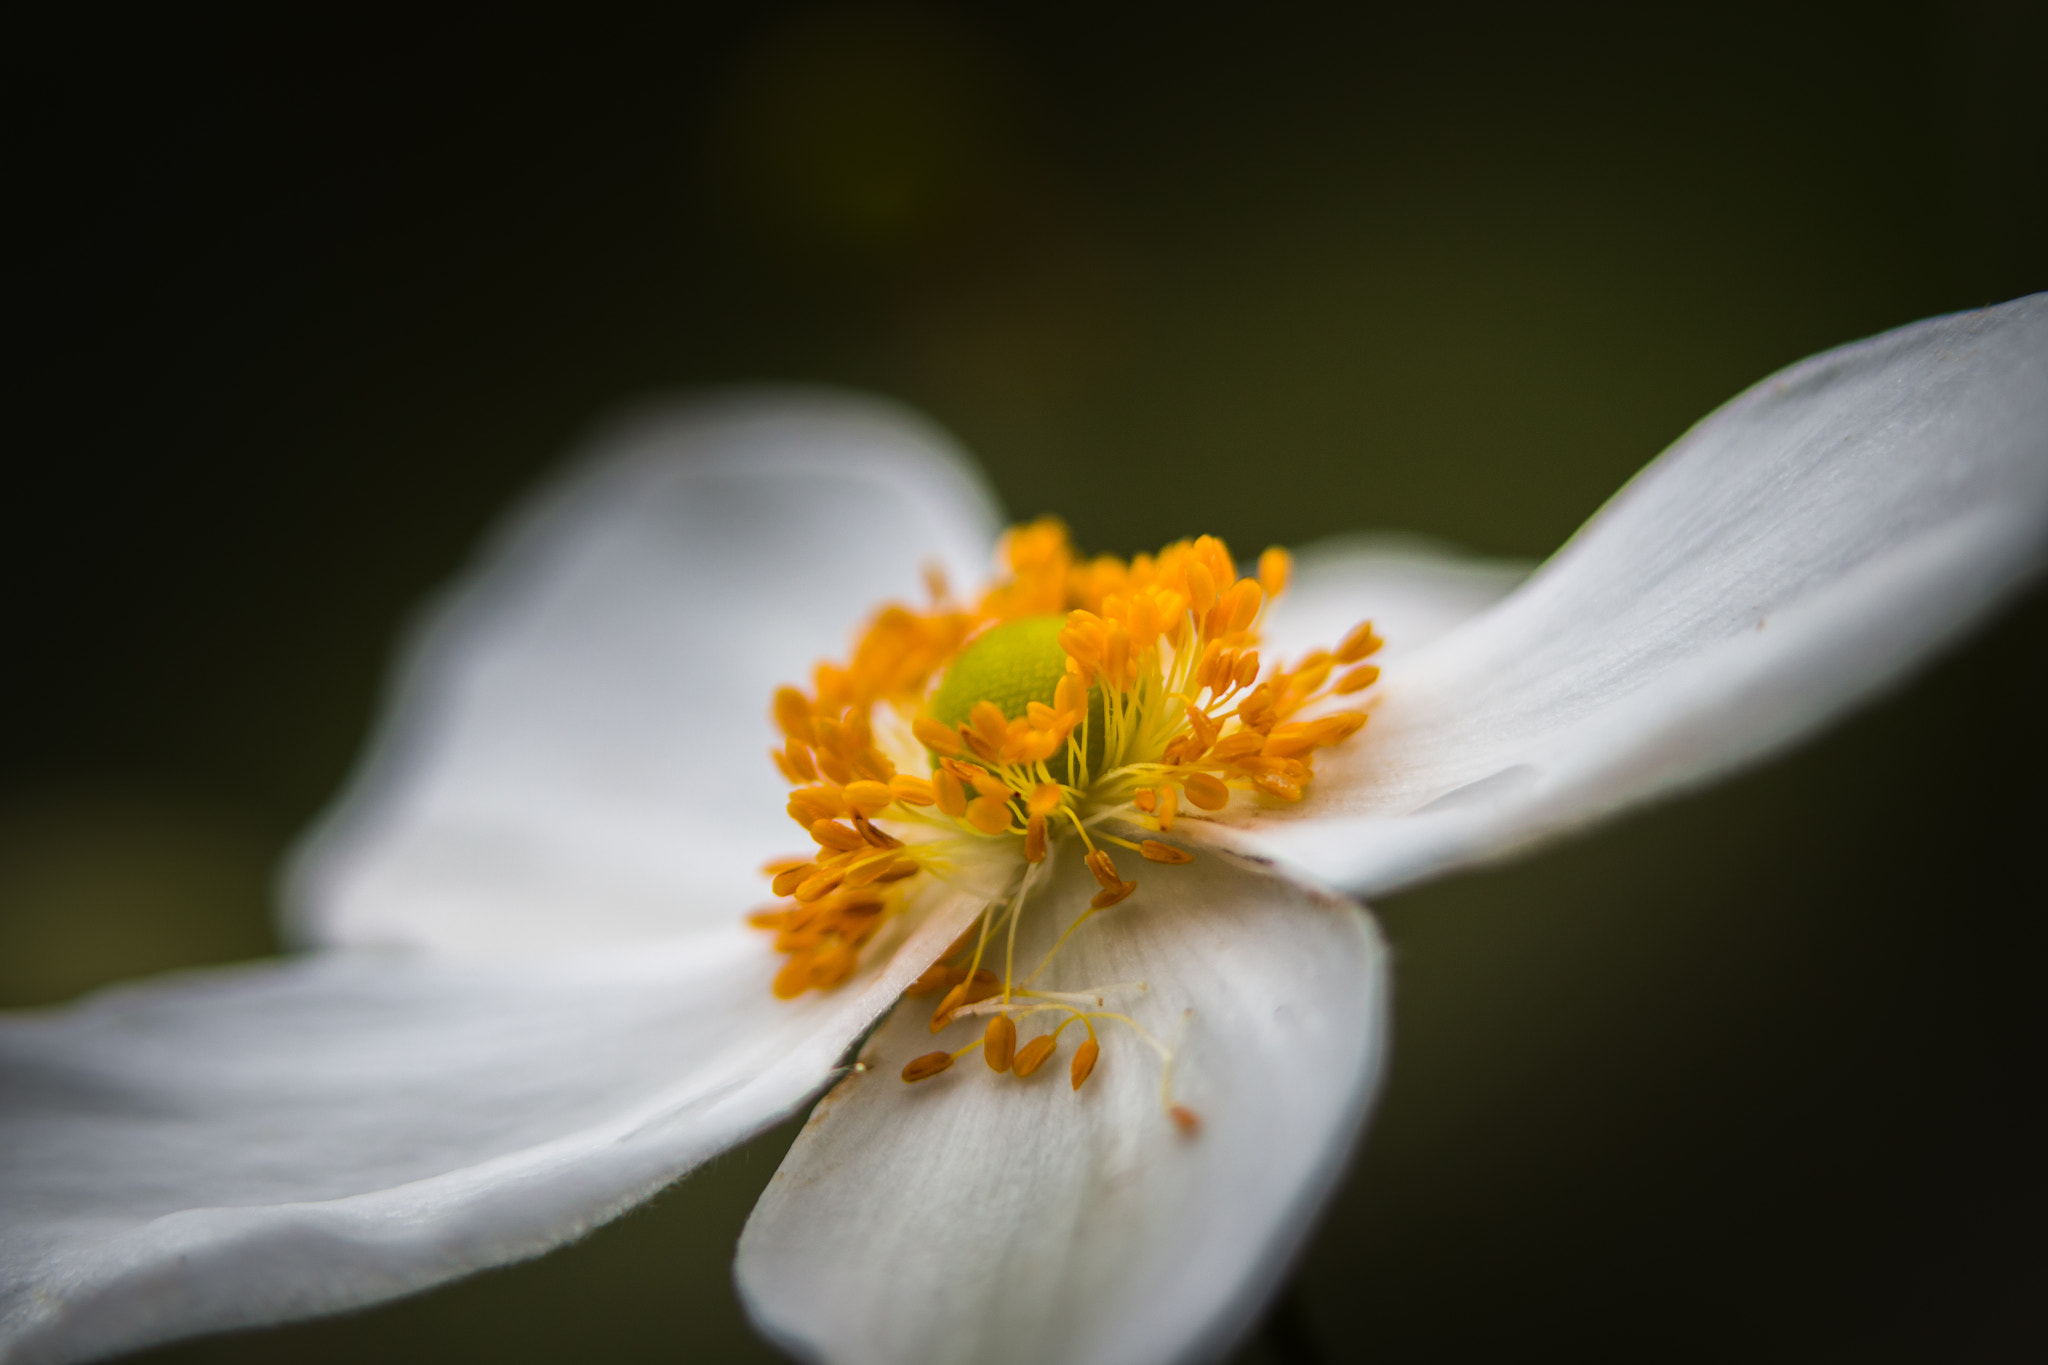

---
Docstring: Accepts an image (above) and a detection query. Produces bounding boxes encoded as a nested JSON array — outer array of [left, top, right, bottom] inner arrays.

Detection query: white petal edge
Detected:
[[285, 389, 1003, 955], [737, 844, 1388, 1365], [0, 883, 985, 1365], [1216, 293, 2048, 894], [1258, 533, 1531, 665]]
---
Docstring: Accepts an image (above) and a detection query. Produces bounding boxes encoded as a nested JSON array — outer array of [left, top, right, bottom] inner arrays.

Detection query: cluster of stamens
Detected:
[[749, 519, 1381, 1115]]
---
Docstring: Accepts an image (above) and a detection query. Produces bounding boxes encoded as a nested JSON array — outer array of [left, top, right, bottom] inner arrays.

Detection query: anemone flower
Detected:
[[3, 295, 2044, 1365]]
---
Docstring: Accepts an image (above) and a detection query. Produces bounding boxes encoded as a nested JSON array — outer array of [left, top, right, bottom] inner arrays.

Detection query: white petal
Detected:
[[1259, 533, 1530, 664], [285, 390, 1002, 954], [0, 883, 984, 1365], [736, 844, 1388, 1365], [1221, 293, 2048, 894]]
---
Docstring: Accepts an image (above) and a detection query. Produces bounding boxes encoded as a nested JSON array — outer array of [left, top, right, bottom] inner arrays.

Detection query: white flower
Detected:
[[2, 296, 2043, 1365]]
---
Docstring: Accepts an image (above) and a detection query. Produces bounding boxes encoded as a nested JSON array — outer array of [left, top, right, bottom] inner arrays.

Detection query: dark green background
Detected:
[[6, 4, 2044, 1361]]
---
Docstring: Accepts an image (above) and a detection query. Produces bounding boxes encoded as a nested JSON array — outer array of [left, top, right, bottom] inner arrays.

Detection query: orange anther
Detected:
[[810, 819, 865, 853], [1157, 784, 1178, 831], [1181, 772, 1230, 810], [873, 861, 919, 883], [770, 863, 817, 897], [983, 1015, 1016, 1072], [1251, 772, 1304, 802], [844, 856, 889, 887], [1090, 879, 1137, 910], [1308, 711, 1368, 745], [1210, 731, 1265, 761], [905, 963, 963, 997], [773, 687, 812, 743], [966, 795, 1013, 835], [1335, 620, 1383, 664], [902, 1051, 955, 1083], [842, 780, 894, 817], [1024, 814, 1047, 863], [1104, 628, 1131, 690], [1233, 651, 1261, 690], [934, 768, 968, 817], [1335, 663, 1381, 694], [1141, 840, 1194, 865], [1027, 783, 1064, 817], [1289, 656, 1334, 693], [969, 700, 1009, 748], [772, 953, 814, 999], [783, 736, 819, 780], [1071, 1038, 1101, 1090], [1261, 724, 1318, 759], [1084, 849, 1122, 891], [1221, 578, 1263, 634], [851, 749, 896, 783], [1133, 788, 1157, 813], [1054, 671, 1086, 718], [787, 786, 847, 823], [931, 969, 1001, 1030], [889, 775, 937, 805], [1012, 1034, 1058, 1077], [965, 768, 1012, 801], [793, 868, 845, 902], [1184, 561, 1217, 617], [1258, 547, 1291, 596], [1170, 1105, 1203, 1136], [1234, 683, 1277, 730], [1195, 535, 1234, 588], [814, 752, 853, 786], [850, 813, 903, 849], [914, 714, 963, 756], [809, 940, 857, 990]]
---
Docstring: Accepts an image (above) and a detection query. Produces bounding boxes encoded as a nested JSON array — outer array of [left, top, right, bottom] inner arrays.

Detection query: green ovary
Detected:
[[928, 616, 1104, 786]]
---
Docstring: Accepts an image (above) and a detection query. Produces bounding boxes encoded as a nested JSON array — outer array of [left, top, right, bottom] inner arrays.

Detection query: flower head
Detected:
[[750, 518, 1379, 1113], [1, 296, 2043, 1365]]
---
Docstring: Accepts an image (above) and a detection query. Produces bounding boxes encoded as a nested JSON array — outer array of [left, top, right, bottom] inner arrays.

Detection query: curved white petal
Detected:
[[285, 390, 1003, 954], [1220, 293, 2048, 894], [736, 844, 1388, 1365], [1259, 534, 1530, 665], [0, 881, 985, 1365]]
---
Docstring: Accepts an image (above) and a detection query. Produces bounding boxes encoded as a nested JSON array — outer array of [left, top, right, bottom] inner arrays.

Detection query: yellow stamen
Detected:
[[933, 768, 969, 817], [966, 795, 1013, 835], [1257, 546, 1291, 596], [1012, 1034, 1058, 1077], [913, 714, 963, 756], [841, 780, 894, 816], [983, 1015, 1016, 1072], [1335, 620, 1383, 664], [1071, 1038, 1101, 1090]]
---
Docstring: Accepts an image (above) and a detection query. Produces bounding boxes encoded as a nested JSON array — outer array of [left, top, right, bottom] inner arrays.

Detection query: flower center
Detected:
[[748, 521, 1382, 1114]]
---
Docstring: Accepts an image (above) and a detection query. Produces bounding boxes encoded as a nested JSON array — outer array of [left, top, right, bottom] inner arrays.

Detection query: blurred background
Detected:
[[6, 3, 2044, 1361]]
